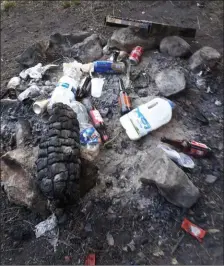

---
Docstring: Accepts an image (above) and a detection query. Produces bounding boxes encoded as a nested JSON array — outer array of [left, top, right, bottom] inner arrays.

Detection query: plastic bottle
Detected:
[[48, 76, 76, 109], [89, 107, 109, 142], [120, 97, 174, 140], [69, 101, 89, 125], [118, 78, 132, 115], [161, 137, 212, 158]]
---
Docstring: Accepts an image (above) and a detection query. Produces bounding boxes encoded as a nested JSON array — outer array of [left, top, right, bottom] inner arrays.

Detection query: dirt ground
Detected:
[[1, 1, 224, 265]]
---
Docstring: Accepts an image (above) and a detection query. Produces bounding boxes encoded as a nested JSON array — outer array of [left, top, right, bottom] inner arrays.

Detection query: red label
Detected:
[[181, 218, 206, 242], [191, 140, 208, 149], [129, 46, 143, 63], [85, 254, 96, 266], [90, 109, 103, 126]]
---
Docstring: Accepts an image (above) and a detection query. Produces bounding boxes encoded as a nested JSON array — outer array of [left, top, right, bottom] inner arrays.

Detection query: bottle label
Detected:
[[90, 109, 104, 125], [129, 107, 151, 137]]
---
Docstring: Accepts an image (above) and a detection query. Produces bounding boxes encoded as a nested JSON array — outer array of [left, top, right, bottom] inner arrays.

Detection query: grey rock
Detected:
[[16, 41, 48, 67], [84, 223, 92, 232], [137, 89, 148, 97], [45, 80, 51, 86], [99, 107, 109, 118], [215, 100, 222, 106], [205, 175, 218, 184], [15, 119, 32, 148], [0, 147, 48, 215], [140, 148, 200, 208], [71, 34, 103, 63], [7, 77, 21, 89], [155, 68, 186, 96], [16, 32, 91, 67], [49, 31, 91, 48], [107, 27, 159, 52], [160, 36, 191, 57], [189, 46, 221, 72]]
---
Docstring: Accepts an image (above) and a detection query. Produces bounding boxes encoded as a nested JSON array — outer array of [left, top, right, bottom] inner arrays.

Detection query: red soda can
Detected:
[[129, 46, 144, 65]]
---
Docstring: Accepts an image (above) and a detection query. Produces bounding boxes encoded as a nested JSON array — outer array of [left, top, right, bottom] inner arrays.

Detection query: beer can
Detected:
[[129, 46, 144, 65]]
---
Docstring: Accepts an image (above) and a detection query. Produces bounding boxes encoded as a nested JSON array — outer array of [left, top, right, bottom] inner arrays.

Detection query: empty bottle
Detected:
[[120, 97, 175, 140]]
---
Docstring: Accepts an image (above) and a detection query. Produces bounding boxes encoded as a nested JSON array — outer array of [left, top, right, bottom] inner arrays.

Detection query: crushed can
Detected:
[[129, 46, 144, 65]]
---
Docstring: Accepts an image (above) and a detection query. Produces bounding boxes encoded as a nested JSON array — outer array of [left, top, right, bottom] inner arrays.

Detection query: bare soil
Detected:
[[1, 1, 223, 265]]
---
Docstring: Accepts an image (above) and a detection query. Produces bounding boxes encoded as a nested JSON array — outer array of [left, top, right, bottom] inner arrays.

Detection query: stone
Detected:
[[71, 34, 103, 63], [16, 41, 48, 67], [7, 77, 21, 89], [155, 69, 186, 96], [160, 36, 191, 57], [16, 32, 91, 67], [0, 147, 48, 215], [139, 148, 200, 208], [106, 27, 159, 52], [45, 80, 51, 86], [189, 46, 221, 72], [15, 119, 32, 148], [205, 175, 217, 184], [137, 89, 148, 97], [215, 100, 222, 106], [106, 232, 114, 246]]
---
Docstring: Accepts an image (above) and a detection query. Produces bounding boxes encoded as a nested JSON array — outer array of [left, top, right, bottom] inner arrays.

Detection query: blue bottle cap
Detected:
[[167, 100, 175, 109]]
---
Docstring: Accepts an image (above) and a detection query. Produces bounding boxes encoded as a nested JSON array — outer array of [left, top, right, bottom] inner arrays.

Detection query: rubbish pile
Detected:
[[1, 17, 223, 255]]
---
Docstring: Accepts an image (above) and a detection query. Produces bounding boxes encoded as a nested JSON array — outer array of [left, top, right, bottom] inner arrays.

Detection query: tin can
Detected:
[[93, 61, 126, 73], [129, 46, 144, 65]]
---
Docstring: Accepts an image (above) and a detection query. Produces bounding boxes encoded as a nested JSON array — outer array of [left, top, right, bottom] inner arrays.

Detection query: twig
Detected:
[[103, 129, 121, 147], [169, 0, 176, 7], [171, 233, 185, 255], [197, 16, 201, 29]]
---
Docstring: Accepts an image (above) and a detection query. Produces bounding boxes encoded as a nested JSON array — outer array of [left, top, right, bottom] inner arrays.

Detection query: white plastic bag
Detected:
[[91, 77, 105, 98]]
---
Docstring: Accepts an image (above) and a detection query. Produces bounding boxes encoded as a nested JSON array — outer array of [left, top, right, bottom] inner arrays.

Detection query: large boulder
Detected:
[[189, 46, 221, 72], [16, 31, 91, 67], [106, 27, 159, 52], [155, 68, 186, 96], [160, 36, 191, 57], [0, 147, 48, 215], [71, 34, 103, 63], [140, 148, 200, 208]]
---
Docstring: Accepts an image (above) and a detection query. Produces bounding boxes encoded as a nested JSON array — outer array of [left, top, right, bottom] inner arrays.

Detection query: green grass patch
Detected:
[[1, 1, 16, 12], [61, 0, 81, 9]]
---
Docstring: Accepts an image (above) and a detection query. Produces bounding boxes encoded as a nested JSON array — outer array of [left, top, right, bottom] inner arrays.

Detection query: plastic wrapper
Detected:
[[158, 144, 195, 169], [80, 123, 101, 161], [69, 101, 89, 125], [20, 63, 58, 80]]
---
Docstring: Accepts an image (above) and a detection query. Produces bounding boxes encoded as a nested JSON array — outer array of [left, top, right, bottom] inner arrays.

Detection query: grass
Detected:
[[1, 1, 16, 12], [61, 0, 81, 9]]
